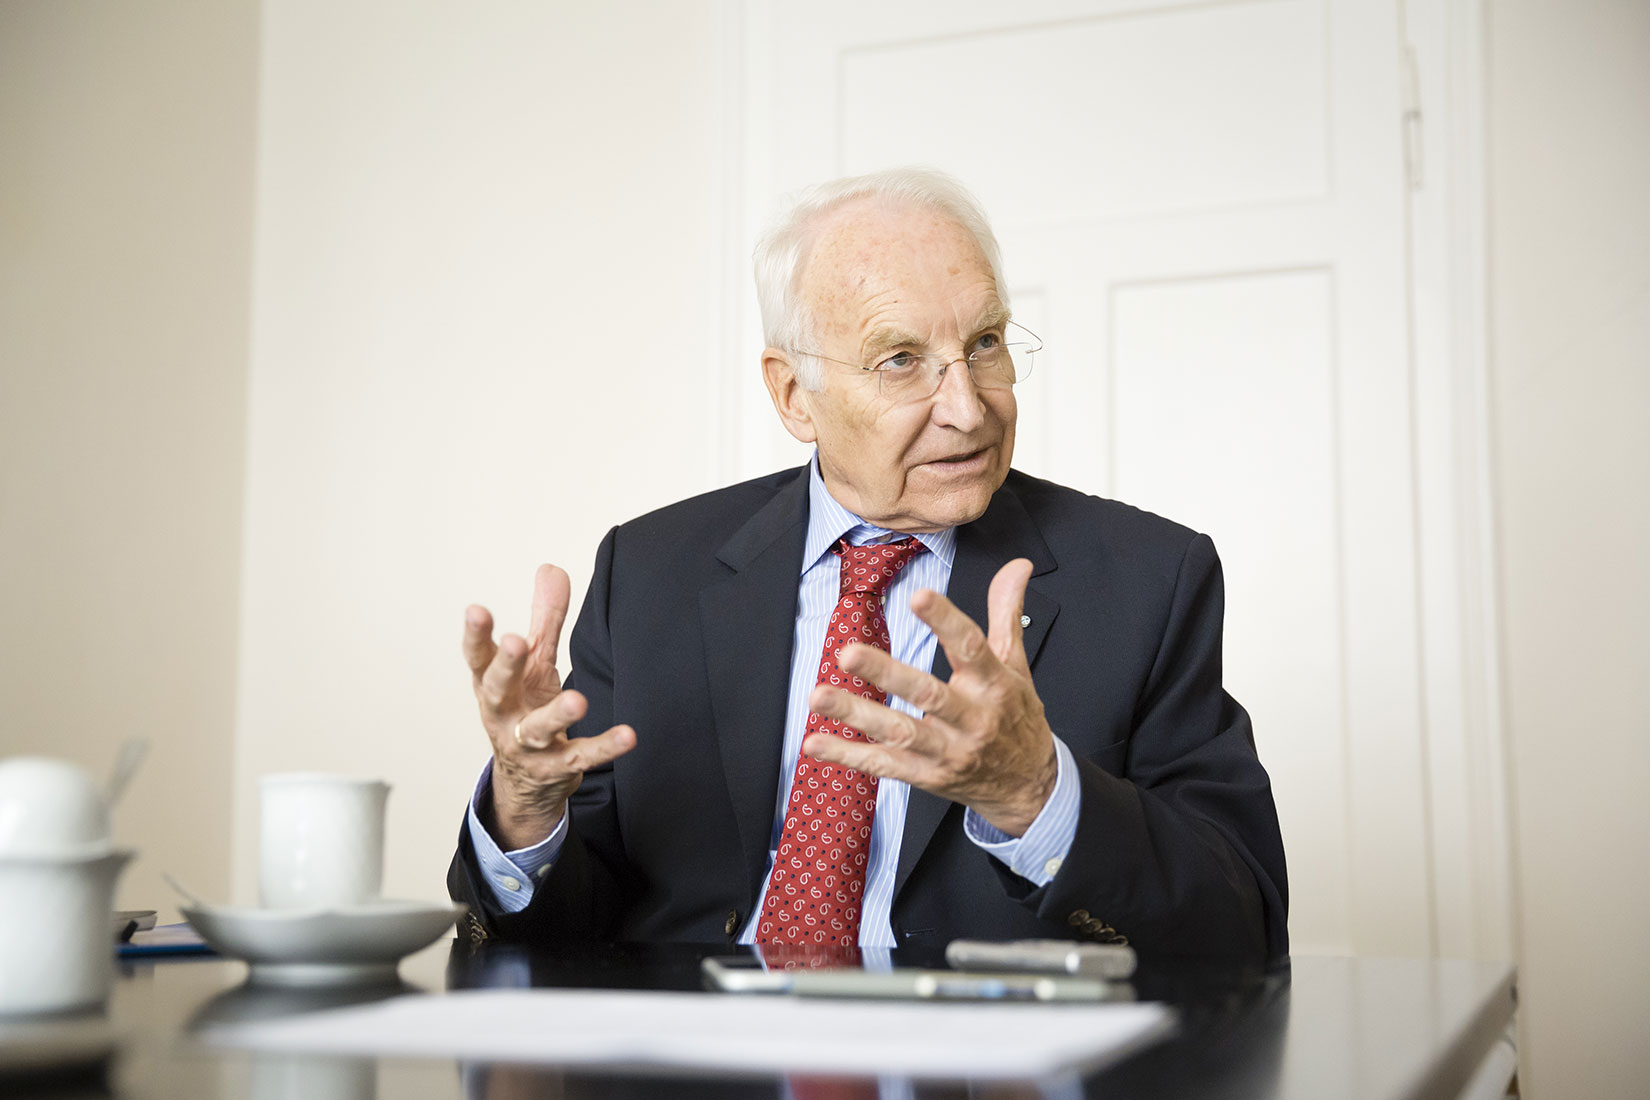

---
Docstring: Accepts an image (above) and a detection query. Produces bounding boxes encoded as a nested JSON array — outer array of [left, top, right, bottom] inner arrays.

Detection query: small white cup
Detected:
[[259, 774, 389, 910], [0, 755, 134, 1014]]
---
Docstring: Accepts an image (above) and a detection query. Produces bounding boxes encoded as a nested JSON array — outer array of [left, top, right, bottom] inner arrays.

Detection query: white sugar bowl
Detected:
[[0, 756, 135, 1014]]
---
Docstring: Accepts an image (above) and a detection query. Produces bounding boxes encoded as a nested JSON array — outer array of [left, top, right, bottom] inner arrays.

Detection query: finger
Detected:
[[478, 633, 530, 711], [909, 587, 998, 680], [462, 605, 497, 677], [986, 558, 1034, 668], [558, 724, 637, 772], [512, 690, 588, 749], [527, 564, 571, 658], [834, 643, 961, 724], [809, 684, 947, 758], [802, 730, 918, 785]]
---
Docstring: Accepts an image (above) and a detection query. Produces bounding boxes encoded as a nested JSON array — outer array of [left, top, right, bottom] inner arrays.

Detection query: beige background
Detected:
[[1, 0, 256, 922], [1, 0, 1645, 1095]]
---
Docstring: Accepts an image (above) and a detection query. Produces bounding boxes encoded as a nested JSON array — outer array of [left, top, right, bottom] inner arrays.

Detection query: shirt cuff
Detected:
[[464, 757, 568, 913], [963, 737, 1079, 887]]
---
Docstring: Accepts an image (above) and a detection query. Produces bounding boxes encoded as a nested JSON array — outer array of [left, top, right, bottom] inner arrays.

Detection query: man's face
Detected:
[[766, 201, 1017, 533]]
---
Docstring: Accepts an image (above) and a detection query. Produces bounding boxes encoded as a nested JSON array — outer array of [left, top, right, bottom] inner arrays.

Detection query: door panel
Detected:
[[840, 0, 1329, 223]]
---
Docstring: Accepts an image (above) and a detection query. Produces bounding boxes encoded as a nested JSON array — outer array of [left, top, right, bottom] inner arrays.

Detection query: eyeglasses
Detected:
[[795, 320, 1041, 404]]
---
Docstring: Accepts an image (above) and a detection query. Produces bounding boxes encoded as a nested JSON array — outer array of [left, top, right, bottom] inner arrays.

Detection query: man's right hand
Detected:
[[463, 564, 636, 852]]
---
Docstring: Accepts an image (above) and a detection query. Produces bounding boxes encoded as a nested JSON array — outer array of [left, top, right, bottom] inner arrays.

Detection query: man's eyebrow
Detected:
[[859, 327, 926, 358], [857, 306, 1013, 359], [969, 304, 1012, 334]]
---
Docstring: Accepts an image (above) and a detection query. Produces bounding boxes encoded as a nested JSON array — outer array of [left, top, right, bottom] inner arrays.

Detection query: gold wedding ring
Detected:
[[514, 720, 528, 749]]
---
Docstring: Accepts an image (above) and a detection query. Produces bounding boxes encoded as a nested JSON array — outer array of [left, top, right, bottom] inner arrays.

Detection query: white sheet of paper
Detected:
[[201, 988, 1175, 1079]]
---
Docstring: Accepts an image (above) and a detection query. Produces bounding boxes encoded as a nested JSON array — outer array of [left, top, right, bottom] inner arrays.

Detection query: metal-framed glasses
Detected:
[[797, 320, 1041, 404]]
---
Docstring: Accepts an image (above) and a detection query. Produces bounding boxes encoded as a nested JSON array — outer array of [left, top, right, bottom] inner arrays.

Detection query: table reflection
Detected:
[[443, 941, 1151, 1100], [185, 977, 418, 1100], [461, 1063, 1091, 1100]]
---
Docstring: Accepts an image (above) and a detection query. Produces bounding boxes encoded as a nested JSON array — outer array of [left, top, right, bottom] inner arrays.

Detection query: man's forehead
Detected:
[[805, 198, 966, 267], [799, 200, 998, 328]]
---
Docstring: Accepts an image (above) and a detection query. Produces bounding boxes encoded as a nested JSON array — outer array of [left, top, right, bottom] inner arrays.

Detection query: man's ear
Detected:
[[762, 349, 819, 444]]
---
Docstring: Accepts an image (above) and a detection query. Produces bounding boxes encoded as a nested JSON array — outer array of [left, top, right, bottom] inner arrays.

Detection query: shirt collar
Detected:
[[803, 453, 957, 575]]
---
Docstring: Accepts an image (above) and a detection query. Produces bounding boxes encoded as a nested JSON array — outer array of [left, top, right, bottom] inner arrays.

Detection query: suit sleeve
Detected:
[[1018, 533, 1289, 961], [447, 526, 638, 945]]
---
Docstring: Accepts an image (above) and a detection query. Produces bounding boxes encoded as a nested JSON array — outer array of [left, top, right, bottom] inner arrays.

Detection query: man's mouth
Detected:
[[924, 447, 990, 470]]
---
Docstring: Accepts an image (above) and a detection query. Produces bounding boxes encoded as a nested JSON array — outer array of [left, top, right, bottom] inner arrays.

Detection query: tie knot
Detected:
[[834, 538, 924, 595]]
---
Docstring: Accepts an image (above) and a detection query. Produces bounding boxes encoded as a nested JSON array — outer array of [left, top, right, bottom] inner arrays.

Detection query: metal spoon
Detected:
[[162, 871, 209, 909], [104, 738, 149, 809]]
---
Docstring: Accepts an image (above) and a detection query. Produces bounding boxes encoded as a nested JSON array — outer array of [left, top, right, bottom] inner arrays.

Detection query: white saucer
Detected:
[[182, 900, 465, 987]]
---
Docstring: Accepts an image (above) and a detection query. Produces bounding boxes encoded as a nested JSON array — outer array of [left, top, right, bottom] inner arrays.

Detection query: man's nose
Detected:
[[928, 356, 987, 431]]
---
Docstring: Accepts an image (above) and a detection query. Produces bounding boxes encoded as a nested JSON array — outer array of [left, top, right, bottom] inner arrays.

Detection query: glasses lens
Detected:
[[971, 346, 1027, 389], [872, 339, 1038, 402], [876, 362, 929, 401]]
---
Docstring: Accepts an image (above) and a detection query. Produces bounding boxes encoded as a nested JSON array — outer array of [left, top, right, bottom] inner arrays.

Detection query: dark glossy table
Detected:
[[14, 940, 1514, 1100]]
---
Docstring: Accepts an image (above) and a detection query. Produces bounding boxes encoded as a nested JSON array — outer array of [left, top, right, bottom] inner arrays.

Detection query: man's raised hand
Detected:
[[462, 564, 636, 851], [801, 557, 1058, 837]]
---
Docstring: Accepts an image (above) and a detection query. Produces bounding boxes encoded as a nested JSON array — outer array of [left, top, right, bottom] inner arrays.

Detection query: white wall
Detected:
[[229, 0, 728, 904], [1487, 2, 1650, 1096], [0, 0, 258, 916]]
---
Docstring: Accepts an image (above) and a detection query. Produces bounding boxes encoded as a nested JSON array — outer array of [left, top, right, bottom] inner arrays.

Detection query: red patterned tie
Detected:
[[757, 537, 924, 950]]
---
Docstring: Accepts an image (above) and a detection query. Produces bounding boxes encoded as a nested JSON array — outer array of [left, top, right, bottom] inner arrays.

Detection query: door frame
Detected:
[[708, 0, 1511, 960]]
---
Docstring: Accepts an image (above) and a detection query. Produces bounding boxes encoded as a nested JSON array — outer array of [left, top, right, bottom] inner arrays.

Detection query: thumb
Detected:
[[987, 558, 1034, 670]]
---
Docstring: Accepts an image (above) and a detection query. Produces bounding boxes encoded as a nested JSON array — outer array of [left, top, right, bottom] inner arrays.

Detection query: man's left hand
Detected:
[[804, 557, 1057, 837]]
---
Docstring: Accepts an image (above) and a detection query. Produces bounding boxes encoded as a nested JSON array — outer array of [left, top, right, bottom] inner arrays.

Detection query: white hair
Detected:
[[752, 167, 1010, 390]]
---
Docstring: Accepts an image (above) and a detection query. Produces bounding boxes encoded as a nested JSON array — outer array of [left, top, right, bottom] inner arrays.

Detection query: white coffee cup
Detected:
[[0, 850, 134, 1013], [258, 774, 389, 910]]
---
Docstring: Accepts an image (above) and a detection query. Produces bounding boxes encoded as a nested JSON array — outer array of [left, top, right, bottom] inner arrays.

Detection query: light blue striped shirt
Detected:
[[466, 458, 1081, 941]]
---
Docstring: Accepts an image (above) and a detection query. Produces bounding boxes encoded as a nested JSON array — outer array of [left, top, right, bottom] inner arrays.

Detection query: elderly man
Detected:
[[448, 169, 1288, 961]]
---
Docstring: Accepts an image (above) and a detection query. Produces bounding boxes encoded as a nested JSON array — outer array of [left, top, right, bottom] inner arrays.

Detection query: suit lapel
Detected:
[[895, 478, 1060, 900], [699, 468, 811, 897]]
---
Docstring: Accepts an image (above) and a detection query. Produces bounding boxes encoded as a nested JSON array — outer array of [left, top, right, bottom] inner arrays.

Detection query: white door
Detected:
[[728, 0, 1440, 956]]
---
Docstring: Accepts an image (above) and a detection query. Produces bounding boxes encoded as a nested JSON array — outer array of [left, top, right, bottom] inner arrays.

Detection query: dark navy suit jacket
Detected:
[[450, 466, 1289, 961]]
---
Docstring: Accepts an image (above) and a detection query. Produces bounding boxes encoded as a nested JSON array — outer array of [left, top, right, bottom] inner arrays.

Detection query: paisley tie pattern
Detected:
[[757, 537, 924, 949]]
